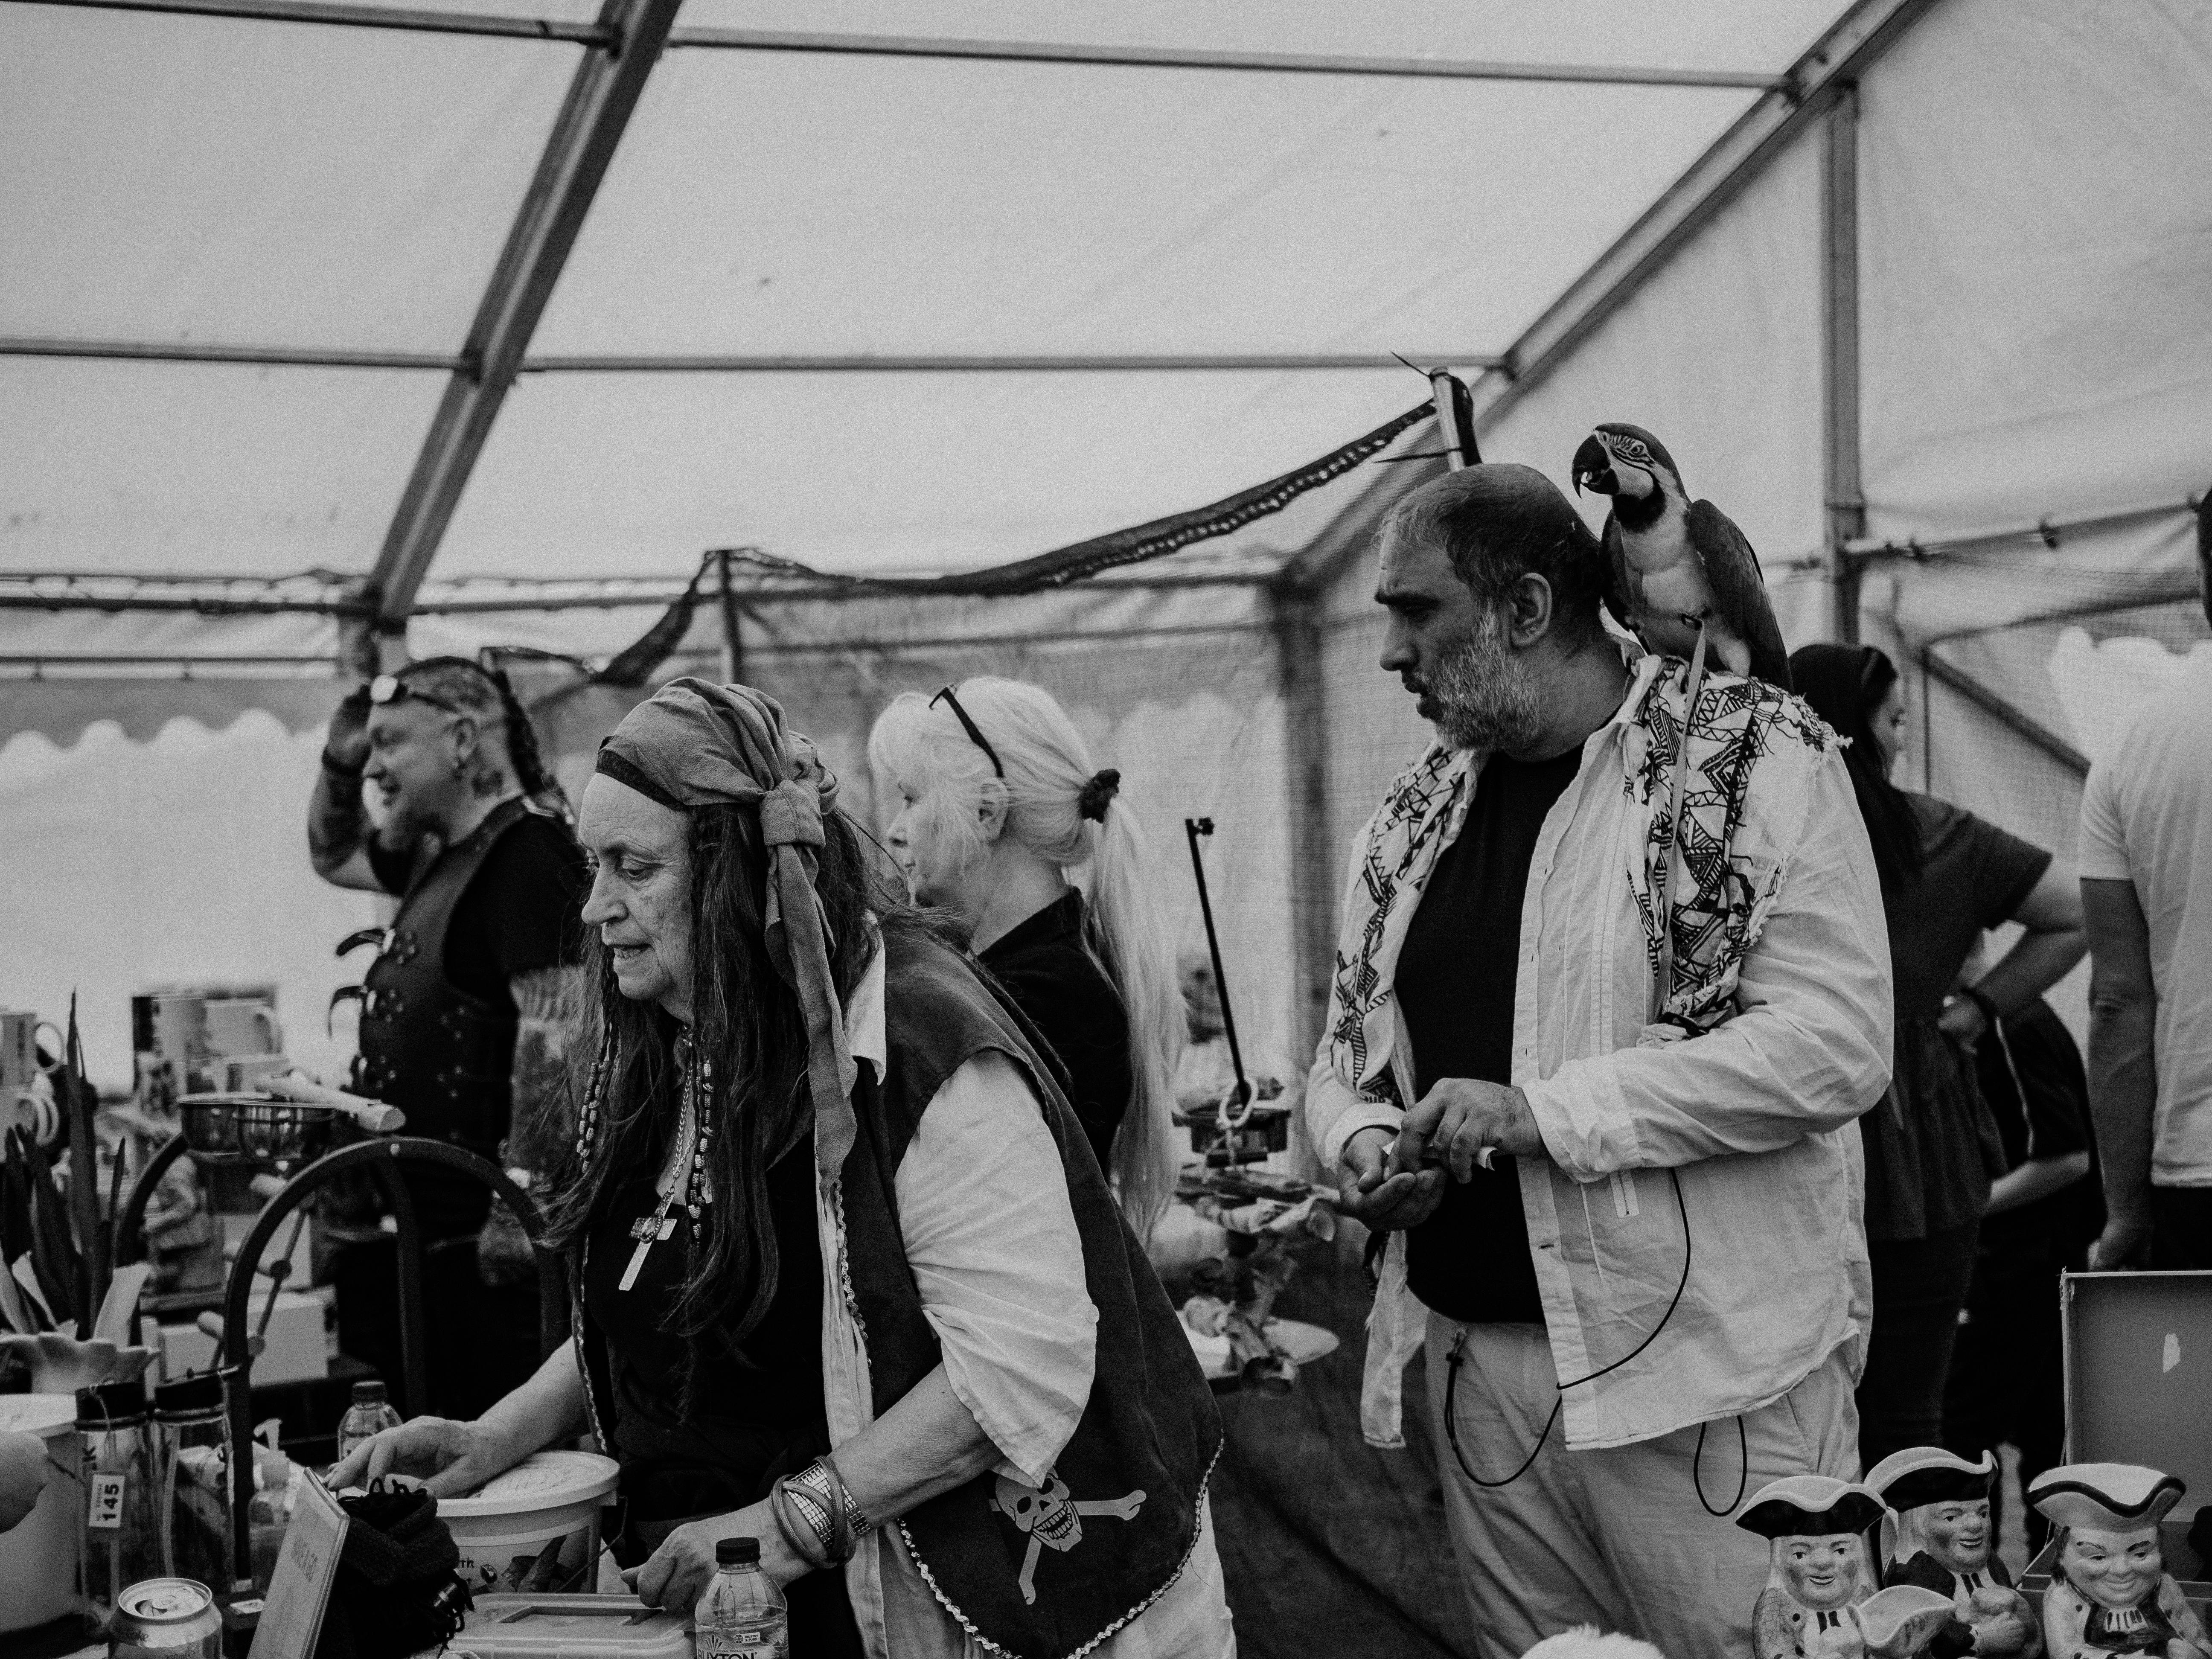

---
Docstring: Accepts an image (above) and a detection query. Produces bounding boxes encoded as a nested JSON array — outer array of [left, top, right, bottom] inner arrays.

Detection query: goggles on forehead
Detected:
[[930, 684, 1004, 778]]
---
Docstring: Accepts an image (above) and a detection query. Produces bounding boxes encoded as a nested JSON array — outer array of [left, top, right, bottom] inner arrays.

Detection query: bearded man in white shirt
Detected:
[[1307, 464, 1894, 1659]]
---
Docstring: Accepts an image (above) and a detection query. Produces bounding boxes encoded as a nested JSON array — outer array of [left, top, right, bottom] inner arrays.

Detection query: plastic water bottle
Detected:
[[335, 1380, 403, 1461], [694, 1537, 788, 1658]]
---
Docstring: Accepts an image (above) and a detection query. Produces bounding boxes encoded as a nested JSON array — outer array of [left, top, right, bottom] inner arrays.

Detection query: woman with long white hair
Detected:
[[869, 678, 1183, 1238]]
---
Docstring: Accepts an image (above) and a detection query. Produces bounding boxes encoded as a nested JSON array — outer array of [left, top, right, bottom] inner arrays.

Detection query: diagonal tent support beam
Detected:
[[366, 0, 684, 632], [1473, 0, 1944, 432]]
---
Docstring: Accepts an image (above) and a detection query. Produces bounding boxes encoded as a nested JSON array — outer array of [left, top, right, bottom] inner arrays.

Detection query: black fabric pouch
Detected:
[[313, 1482, 474, 1659]]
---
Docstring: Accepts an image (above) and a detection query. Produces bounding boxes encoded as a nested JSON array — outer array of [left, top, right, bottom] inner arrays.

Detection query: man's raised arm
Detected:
[[310, 685, 384, 891]]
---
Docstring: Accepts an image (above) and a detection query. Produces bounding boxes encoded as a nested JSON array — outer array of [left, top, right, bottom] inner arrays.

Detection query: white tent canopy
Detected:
[[6, 0, 1852, 620], [6, 0, 2211, 1089]]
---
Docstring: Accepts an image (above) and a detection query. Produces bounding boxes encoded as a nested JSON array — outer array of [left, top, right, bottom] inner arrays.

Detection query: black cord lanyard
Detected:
[[1439, 1165, 1748, 1516]]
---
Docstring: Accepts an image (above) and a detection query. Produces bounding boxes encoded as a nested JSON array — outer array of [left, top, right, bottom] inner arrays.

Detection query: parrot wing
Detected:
[[1600, 512, 1639, 636], [1688, 497, 1792, 691]]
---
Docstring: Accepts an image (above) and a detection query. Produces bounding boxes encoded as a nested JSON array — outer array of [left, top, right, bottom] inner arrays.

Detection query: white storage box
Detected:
[[159, 1289, 329, 1384], [450, 1594, 690, 1659]]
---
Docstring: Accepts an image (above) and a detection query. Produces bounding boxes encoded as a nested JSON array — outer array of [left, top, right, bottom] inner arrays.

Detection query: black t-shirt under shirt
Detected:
[[1397, 745, 1584, 1325]]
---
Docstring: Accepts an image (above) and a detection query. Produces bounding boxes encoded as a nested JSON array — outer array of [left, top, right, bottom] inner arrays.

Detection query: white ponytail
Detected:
[[868, 678, 1185, 1239]]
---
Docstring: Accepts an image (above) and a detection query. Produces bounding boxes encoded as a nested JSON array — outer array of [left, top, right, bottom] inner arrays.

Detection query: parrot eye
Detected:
[[1616, 441, 1653, 466]]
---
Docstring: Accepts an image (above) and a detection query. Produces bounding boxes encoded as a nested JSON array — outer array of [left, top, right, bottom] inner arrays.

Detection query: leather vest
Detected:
[[350, 797, 546, 1158], [573, 931, 1221, 1659]]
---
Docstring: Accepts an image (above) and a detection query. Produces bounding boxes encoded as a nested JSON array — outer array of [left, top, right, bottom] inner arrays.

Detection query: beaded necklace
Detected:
[[583, 1030, 715, 1294]]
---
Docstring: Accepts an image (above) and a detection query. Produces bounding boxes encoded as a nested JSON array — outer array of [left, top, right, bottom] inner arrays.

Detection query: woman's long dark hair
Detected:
[[1789, 642, 1925, 892], [542, 803, 894, 1373]]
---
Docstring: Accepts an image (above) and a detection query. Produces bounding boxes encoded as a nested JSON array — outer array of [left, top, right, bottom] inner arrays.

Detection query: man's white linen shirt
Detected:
[[1308, 659, 1894, 1450]]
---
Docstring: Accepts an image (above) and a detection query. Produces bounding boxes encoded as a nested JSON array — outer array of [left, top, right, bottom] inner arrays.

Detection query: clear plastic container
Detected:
[[151, 1372, 234, 1593], [76, 1380, 162, 1621], [335, 1379, 402, 1461], [693, 1537, 787, 1659]]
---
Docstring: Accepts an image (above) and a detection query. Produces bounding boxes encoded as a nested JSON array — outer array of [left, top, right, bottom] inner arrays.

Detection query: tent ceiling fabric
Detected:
[[0, 6, 578, 352], [1, 0, 1854, 592]]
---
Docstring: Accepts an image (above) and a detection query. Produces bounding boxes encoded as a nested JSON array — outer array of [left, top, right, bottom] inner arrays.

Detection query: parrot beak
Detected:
[[1571, 433, 1615, 497]]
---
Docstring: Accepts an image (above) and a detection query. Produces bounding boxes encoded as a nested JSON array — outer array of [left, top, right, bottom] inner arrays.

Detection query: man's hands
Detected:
[[1334, 1080, 1546, 1234], [1335, 1126, 1444, 1231], [1936, 994, 1991, 1048], [2089, 1211, 2154, 1270], [623, 1502, 810, 1611], [326, 1415, 521, 1499], [324, 684, 374, 774], [1393, 1079, 1544, 1183]]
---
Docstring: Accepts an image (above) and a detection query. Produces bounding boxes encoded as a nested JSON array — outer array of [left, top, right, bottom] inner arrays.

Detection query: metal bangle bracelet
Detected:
[[821, 1452, 876, 1542], [770, 1477, 835, 1572]]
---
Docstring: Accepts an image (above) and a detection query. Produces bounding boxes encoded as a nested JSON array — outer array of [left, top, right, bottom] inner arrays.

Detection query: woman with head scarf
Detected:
[[1789, 645, 2086, 1469], [868, 678, 1183, 1240], [331, 680, 1231, 1658]]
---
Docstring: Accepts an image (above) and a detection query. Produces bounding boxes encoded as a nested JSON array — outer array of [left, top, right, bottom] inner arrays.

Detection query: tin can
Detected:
[[108, 1578, 223, 1659]]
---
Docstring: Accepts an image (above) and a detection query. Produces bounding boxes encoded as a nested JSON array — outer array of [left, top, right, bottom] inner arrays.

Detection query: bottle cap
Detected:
[[153, 1373, 225, 1417], [75, 1380, 148, 1427], [715, 1537, 761, 1566], [350, 1380, 387, 1404]]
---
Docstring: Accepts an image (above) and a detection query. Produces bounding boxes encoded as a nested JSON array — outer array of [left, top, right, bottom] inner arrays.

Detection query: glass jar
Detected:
[[151, 1373, 235, 1593], [76, 1380, 162, 1620]]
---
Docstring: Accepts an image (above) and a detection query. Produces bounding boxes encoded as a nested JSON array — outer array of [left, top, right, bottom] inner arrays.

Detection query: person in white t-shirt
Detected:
[[2078, 507, 2212, 1269]]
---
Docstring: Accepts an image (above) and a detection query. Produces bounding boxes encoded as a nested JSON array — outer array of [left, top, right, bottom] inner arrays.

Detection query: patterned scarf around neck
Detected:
[[1323, 653, 1834, 1110]]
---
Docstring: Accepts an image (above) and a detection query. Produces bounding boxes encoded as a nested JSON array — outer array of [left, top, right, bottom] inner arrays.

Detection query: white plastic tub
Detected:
[[0, 1394, 83, 1633], [440, 1451, 619, 1598]]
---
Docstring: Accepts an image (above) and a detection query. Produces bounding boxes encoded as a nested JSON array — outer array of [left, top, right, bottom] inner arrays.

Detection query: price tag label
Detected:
[[88, 1472, 127, 1530]]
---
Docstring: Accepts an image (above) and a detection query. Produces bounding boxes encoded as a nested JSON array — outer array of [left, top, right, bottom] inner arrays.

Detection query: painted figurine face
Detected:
[[1917, 1499, 1993, 1575], [2059, 1525, 2164, 1611], [1779, 1534, 1864, 1611]]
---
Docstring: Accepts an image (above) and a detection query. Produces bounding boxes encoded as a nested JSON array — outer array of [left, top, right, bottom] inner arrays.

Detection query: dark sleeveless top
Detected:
[[353, 796, 580, 1236], [579, 1134, 860, 1653], [581, 1149, 826, 1486]]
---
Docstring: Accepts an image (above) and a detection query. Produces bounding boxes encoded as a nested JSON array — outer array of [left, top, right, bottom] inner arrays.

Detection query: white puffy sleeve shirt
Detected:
[[823, 947, 1234, 1659]]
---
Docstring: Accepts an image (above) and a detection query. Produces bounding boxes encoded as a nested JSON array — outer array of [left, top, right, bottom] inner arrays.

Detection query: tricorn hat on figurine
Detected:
[[2027, 1463, 2188, 1532], [1736, 1476, 1888, 1540], [1866, 1447, 1998, 1513]]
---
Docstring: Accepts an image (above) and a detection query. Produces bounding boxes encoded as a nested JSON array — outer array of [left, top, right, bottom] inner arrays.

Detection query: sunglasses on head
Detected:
[[367, 656, 512, 716], [930, 684, 1004, 778], [368, 673, 466, 714]]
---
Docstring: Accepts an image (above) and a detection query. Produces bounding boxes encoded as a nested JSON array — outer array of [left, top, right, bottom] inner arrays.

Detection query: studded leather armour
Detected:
[[351, 797, 545, 1179]]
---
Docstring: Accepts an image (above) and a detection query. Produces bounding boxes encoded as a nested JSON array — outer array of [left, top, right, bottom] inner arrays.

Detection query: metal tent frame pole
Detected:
[[1472, 0, 1943, 436], [1823, 87, 1867, 645], [365, 0, 685, 632]]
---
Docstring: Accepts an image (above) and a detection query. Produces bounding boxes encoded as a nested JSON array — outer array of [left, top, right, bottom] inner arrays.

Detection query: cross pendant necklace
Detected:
[[617, 1208, 678, 1292], [618, 1043, 696, 1293]]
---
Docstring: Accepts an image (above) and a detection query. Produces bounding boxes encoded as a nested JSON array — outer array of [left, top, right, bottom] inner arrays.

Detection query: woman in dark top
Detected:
[[329, 680, 1232, 1651], [870, 677, 1182, 1238], [1792, 644, 2085, 1466]]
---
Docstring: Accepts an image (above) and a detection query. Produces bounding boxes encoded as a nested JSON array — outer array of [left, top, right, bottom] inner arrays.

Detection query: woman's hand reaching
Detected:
[[623, 1501, 812, 1612], [325, 1415, 522, 1499]]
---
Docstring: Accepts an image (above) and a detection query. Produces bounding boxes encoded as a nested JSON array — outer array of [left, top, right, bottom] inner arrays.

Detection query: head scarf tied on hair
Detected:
[[595, 677, 859, 1177]]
